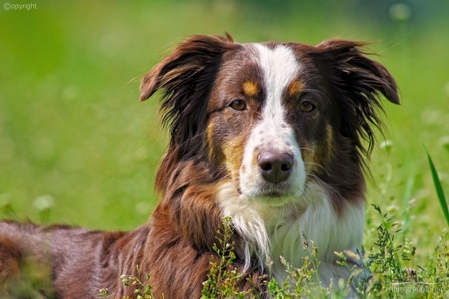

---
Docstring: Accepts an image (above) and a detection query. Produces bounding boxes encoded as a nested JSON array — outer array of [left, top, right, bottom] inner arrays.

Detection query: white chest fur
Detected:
[[218, 182, 365, 286]]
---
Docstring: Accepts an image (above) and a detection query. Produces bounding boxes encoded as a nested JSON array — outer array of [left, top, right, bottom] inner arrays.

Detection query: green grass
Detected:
[[1, 0, 449, 297], [427, 150, 449, 227]]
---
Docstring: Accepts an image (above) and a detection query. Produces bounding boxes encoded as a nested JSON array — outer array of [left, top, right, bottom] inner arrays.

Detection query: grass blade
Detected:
[[426, 151, 449, 227]]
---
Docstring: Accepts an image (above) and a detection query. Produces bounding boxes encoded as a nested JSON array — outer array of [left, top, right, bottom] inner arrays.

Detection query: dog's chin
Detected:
[[258, 193, 299, 206], [240, 189, 301, 206]]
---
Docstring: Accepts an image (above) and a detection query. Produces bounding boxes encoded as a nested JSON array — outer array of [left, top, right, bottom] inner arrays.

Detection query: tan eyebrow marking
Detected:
[[242, 80, 259, 97], [288, 80, 305, 96]]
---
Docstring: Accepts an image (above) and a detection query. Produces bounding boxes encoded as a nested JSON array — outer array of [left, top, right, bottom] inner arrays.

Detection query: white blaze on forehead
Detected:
[[254, 44, 299, 123]]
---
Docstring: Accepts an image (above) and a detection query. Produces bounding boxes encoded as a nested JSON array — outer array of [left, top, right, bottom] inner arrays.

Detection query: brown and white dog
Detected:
[[0, 34, 399, 298]]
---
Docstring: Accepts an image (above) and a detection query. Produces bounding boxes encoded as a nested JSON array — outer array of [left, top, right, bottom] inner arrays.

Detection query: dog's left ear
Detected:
[[313, 39, 400, 154]]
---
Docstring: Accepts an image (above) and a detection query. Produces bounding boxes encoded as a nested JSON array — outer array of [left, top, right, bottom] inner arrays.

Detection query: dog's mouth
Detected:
[[237, 187, 284, 197]]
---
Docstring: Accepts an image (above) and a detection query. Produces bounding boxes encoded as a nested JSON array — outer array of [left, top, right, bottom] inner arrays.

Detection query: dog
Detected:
[[0, 33, 399, 298]]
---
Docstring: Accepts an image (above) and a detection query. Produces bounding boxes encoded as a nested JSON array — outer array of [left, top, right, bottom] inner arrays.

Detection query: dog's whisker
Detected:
[[305, 161, 331, 177]]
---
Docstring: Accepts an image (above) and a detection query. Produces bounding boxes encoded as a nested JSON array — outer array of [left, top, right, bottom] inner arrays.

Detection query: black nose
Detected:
[[257, 152, 294, 184]]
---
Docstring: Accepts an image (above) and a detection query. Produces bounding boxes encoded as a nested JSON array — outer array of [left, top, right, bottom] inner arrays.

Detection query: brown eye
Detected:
[[299, 101, 315, 113], [230, 99, 246, 111]]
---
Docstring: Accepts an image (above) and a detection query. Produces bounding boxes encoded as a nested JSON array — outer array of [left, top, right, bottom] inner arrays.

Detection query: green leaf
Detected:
[[426, 150, 449, 227]]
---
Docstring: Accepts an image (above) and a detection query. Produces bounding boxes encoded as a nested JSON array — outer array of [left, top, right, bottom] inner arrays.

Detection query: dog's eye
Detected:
[[230, 99, 246, 111], [299, 101, 315, 113]]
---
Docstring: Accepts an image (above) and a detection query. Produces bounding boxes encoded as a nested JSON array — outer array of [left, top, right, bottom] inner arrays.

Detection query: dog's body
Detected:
[[0, 34, 399, 298]]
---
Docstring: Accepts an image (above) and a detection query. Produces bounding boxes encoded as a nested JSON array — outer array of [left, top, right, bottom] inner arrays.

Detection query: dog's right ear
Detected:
[[140, 34, 236, 147], [140, 33, 235, 101]]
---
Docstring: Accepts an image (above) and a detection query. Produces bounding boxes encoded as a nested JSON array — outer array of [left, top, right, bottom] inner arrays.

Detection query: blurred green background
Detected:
[[0, 0, 448, 257]]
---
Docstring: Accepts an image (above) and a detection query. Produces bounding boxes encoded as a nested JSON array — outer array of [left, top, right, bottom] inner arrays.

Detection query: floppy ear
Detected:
[[140, 34, 236, 150], [140, 34, 237, 192], [314, 39, 400, 155], [140, 34, 235, 101], [140, 34, 235, 145]]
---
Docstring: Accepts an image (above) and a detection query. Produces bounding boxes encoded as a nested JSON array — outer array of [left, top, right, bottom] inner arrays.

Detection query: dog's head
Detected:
[[141, 34, 399, 210]]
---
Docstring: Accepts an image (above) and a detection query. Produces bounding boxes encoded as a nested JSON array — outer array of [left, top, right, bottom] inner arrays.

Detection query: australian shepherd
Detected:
[[0, 34, 399, 298]]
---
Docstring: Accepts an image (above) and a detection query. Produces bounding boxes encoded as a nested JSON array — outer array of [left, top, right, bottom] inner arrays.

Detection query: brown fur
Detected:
[[0, 34, 398, 298]]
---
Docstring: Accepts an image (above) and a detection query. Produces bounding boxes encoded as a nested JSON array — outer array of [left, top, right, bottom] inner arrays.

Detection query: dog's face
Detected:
[[207, 43, 327, 205], [140, 34, 399, 208]]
